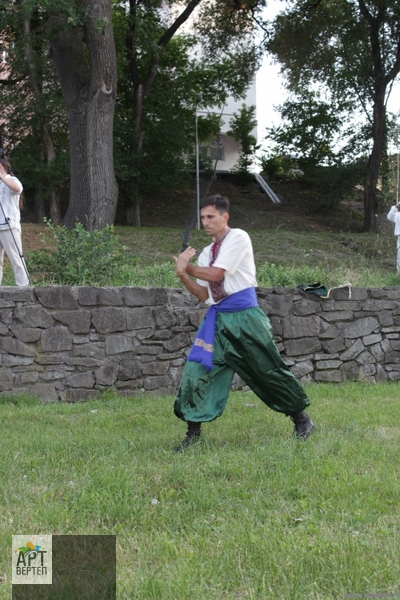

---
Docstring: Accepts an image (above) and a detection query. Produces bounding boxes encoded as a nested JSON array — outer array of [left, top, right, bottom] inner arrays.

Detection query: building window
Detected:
[[199, 144, 225, 161]]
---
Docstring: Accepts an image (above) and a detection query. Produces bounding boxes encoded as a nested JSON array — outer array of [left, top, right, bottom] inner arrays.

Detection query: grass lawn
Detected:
[[0, 383, 399, 599]]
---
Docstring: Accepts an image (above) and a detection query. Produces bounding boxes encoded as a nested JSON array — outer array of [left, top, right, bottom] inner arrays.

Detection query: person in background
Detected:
[[173, 193, 315, 450], [387, 202, 400, 271], [0, 158, 30, 287]]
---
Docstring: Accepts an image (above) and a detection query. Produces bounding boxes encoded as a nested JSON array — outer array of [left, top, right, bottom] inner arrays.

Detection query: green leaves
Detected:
[[31, 220, 129, 286]]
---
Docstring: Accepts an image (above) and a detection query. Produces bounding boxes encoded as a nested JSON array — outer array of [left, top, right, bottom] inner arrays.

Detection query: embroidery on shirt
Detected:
[[209, 228, 231, 303]]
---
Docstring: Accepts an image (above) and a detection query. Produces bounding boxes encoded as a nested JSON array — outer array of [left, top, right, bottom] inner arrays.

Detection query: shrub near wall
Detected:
[[0, 285, 399, 402]]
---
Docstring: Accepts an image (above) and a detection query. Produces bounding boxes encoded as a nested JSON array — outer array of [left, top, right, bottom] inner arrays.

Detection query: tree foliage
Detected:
[[267, 0, 400, 232]]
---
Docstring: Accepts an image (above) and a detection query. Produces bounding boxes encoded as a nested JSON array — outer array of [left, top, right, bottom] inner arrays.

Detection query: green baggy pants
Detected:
[[174, 307, 310, 423]]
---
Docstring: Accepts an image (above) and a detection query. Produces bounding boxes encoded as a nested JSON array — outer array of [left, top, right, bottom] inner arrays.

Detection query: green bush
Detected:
[[257, 262, 328, 288], [30, 220, 129, 286]]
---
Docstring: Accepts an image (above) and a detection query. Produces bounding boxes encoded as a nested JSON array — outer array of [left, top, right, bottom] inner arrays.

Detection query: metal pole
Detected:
[[195, 104, 200, 230]]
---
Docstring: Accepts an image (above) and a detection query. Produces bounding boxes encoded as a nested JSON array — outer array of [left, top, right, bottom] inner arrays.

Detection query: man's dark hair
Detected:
[[200, 194, 229, 214]]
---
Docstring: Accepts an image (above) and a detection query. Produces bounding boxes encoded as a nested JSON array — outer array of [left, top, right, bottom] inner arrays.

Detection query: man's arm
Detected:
[[173, 246, 225, 303]]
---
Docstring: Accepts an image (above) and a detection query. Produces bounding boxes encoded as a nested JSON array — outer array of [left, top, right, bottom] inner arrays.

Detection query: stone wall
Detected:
[[0, 284, 399, 402]]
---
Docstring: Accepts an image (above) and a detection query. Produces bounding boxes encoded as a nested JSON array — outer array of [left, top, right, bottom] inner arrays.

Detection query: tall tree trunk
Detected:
[[49, 0, 118, 231], [363, 90, 386, 232], [22, 9, 62, 224]]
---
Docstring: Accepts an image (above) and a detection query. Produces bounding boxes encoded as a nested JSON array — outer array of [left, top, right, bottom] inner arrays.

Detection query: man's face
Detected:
[[200, 205, 229, 239]]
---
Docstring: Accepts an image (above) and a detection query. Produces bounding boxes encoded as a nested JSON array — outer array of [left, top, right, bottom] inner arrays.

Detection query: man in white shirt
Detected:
[[0, 159, 30, 286], [173, 194, 315, 450], [386, 203, 400, 270]]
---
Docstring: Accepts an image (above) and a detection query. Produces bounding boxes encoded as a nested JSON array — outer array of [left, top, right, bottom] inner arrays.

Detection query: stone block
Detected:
[[189, 310, 206, 328], [11, 326, 42, 343], [143, 375, 172, 390], [320, 311, 352, 322], [167, 289, 194, 307], [65, 372, 95, 388], [2, 355, 33, 367], [269, 316, 282, 337], [12, 383, 59, 402], [40, 326, 73, 352], [95, 362, 119, 386], [35, 286, 79, 309], [53, 310, 91, 334], [0, 369, 13, 391], [387, 370, 400, 380], [291, 361, 313, 378], [370, 343, 385, 362], [383, 351, 400, 364], [319, 323, 340, 339], [315, 360, 342, 370], [376, 364, 388, 382], [292, 300, 319, 316], [152, 329, 173, 341], [262, 294, 294, 317], [67, 357, 102, 368], [363, 333, 382, 346], [163, 333, 191, 353], [1, 288, 35, 302], [41, 370, 68, 381], [340, 361, 359, 381], [126, 307, 154, 330], [283, 315, 319, 339], [314, 370, 342, 382], [152, 306, 177, 328], [285, 337, 321, 356], [14, 305, 54, 328], [105, 335, 133, 355], [362, 300, 395, 312], [136, 345, 164, 356], [14, 372, 39, 385], [0, 337, 36, 357], [77, 287, 123, 306], [168, 366, 184, 387], [321, 338, 346, 353], [378, 311, 394, 327], [141, 361, 169, 376], [339, 339, 364, 360], [91, 307, 126, 334], [359, 363, 376, 379], [122, 287, 169, 307], [72, 343, 104, 359], [355, 350, 375, 365], [118, 358, 142, 381], [370, 288, 400, 300]]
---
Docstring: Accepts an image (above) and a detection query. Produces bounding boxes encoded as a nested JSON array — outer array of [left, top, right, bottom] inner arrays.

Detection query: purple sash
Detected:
[[187, 287, 259, 371]]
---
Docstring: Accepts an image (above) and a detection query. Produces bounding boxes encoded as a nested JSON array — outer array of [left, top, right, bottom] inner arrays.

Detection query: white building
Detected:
[[197, 78, 258, 173]]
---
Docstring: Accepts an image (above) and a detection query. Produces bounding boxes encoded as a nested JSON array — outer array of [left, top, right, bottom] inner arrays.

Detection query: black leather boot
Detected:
[[289, 410, 316, 440], [174, 421, 201, 452]]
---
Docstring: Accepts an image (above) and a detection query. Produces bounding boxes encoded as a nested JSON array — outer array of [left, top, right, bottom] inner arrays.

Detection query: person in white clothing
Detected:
[[386, 203, 400, 271], [0, 158, 30, 286]]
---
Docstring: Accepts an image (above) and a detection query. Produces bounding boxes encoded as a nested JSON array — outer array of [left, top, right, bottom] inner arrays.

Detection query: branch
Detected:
[[158, 0, 203, 49]]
